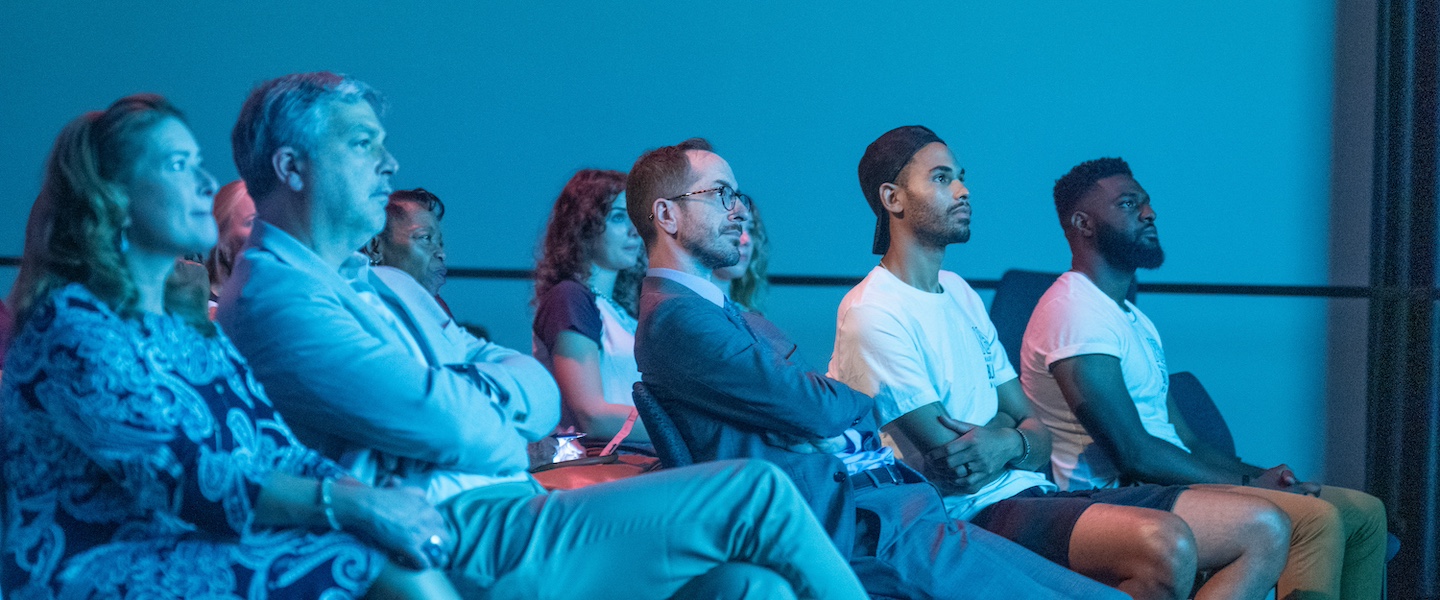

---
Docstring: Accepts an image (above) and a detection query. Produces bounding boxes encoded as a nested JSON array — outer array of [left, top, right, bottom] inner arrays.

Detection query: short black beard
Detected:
[[916, 223, 970, 248], [682, 231, 740, 271], [1096, 222, 1165, 270], [906, 187, 970, 247]]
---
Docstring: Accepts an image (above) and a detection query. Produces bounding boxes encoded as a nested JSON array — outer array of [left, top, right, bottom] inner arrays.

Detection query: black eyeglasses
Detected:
[[666, 184, 752, 212]]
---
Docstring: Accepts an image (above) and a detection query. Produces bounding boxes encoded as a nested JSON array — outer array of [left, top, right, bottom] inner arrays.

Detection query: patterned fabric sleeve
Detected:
[[214, 332, 352, 483], [21, 287, 263, 538], [4, 285, 387, 598]]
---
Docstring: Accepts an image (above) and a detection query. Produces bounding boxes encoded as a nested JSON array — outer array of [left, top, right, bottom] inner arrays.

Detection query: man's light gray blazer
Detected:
[[217, 221, 557, 483]]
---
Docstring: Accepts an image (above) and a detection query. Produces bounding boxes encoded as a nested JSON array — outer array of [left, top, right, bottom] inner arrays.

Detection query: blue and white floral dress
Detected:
[[1, 284, 384, 599]]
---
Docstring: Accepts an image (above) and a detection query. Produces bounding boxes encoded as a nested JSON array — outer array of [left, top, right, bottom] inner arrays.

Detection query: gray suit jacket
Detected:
[[218, 221, 557, 485], [636, 276, 1124, 600], [635, 276, 899, 553]]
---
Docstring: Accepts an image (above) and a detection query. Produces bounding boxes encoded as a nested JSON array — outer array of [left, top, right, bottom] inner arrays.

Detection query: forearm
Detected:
[[471, 354, 561, 442], [572, 402, 647, 442], [642, 302, 872, 439], [1188, 445, 1263, 478], [232, 299, 528, 472], [253, 472, 354, 531], [987, 412, 1017, 429], [1118, 438, 1247, 486], [1009, 418, 1052, 472]]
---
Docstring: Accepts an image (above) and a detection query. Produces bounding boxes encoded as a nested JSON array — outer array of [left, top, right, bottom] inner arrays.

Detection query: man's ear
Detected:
[[272, 146, 305, 193], [1069, 210, 1094, 236], [879, 182, 905, 216], [652, 198, 681, 236]]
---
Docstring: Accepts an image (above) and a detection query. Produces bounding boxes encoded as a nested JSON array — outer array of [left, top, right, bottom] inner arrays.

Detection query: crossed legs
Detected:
[[1196, 484, 1387, 600], [1168, 489, 1292, 600], [438, 459, 866, 600], [1063, 489, 1288, 600]]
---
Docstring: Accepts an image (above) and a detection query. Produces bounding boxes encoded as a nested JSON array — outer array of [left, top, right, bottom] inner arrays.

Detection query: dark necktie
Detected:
[[724, 299, 756, 337]]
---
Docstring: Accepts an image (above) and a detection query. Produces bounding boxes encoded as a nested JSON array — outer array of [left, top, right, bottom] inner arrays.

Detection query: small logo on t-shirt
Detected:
[[1144, 337, 1166, 371], [1145, 336, 1169, 392], [972, 326, 998, 380]]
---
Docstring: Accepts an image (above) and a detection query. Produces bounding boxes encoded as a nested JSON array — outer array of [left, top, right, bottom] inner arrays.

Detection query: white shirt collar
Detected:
[[646, 267, 726, 307], [336, 252, 374, 285]]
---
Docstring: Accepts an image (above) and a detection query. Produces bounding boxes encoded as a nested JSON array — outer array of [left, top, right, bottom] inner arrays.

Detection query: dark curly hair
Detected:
[[534, 169, 644, 315], [14, 94, 213, 335], [1053, 157, 1132, 228]]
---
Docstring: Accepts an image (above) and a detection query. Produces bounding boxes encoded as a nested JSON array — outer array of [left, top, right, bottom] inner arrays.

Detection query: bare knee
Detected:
[[1134, 512, 1199, 591], [1083, 510, 1197, 600], [1241, 499, 1293, 557]]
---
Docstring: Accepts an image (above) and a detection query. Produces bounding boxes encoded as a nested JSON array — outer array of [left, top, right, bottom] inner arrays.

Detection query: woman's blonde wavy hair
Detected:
[[727, 199, 769, 314], [11, 94, 213, 335]]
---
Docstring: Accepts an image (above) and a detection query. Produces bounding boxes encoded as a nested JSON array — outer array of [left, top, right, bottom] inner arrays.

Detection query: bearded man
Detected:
[[1019, 157, 1389, 600]]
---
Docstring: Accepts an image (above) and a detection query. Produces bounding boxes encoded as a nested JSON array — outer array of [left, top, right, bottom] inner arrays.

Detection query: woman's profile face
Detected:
[[122, 117, 219, 257], [592, 193, 642, 273]]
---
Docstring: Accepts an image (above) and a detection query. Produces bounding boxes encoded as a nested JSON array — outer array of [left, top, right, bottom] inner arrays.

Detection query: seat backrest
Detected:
[[989, 269, 1139, 369], [989, 270, 1062, 368], [1168, 371, 1237, 458], [631, 381, 694, 468]]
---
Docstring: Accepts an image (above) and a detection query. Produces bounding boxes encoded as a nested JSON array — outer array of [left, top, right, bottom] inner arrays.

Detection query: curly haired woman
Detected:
[[531, 169, 648, 446]]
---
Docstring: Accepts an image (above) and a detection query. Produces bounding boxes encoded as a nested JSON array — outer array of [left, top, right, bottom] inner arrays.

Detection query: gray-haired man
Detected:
[[218, 71, 866, 599]]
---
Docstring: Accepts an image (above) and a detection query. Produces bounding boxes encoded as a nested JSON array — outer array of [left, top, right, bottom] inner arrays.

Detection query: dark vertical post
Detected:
[[1368, 0, 1439, 594]]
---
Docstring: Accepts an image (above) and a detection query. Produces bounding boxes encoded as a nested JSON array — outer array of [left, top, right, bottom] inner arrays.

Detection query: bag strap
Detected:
[[600, 407, 640, 456]]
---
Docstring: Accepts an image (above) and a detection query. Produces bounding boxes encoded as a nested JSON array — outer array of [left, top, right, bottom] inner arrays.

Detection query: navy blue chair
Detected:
[[1167, 372, 1237, 458], [631, 381, 693, 468], [989, 270, 1062, 370]]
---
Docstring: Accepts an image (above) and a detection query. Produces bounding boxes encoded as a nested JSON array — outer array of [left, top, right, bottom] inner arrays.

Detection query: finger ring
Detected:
[[422, 534, 447, 568]]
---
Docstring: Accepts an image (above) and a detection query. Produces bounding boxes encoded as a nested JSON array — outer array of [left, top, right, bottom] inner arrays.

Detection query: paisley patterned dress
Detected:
[[1, 284, 384, 599]]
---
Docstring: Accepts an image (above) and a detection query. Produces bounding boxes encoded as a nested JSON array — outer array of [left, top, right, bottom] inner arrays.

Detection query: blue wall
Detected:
[[0, 1, 1352, 483]]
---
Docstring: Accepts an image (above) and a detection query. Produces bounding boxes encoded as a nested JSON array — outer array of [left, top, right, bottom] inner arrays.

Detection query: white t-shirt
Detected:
[[830, 267, 1055, 519], [1019, 271, 1188, 491]]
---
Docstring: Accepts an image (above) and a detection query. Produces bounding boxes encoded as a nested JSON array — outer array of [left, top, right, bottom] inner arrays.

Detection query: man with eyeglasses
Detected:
[[629, 137, 1124, 599], [220, 72, 871, 600]]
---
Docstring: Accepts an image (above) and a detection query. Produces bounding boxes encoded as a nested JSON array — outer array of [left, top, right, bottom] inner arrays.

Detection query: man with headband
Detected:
[[829, 126, 1290, 598], [630, 137, 1125, 599]]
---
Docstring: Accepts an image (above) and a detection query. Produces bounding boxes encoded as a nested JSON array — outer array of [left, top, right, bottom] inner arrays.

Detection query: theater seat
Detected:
[[632, 382, 694, 468], [989, 270, 1062, 370], [1167, 372, 1238, 458]]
